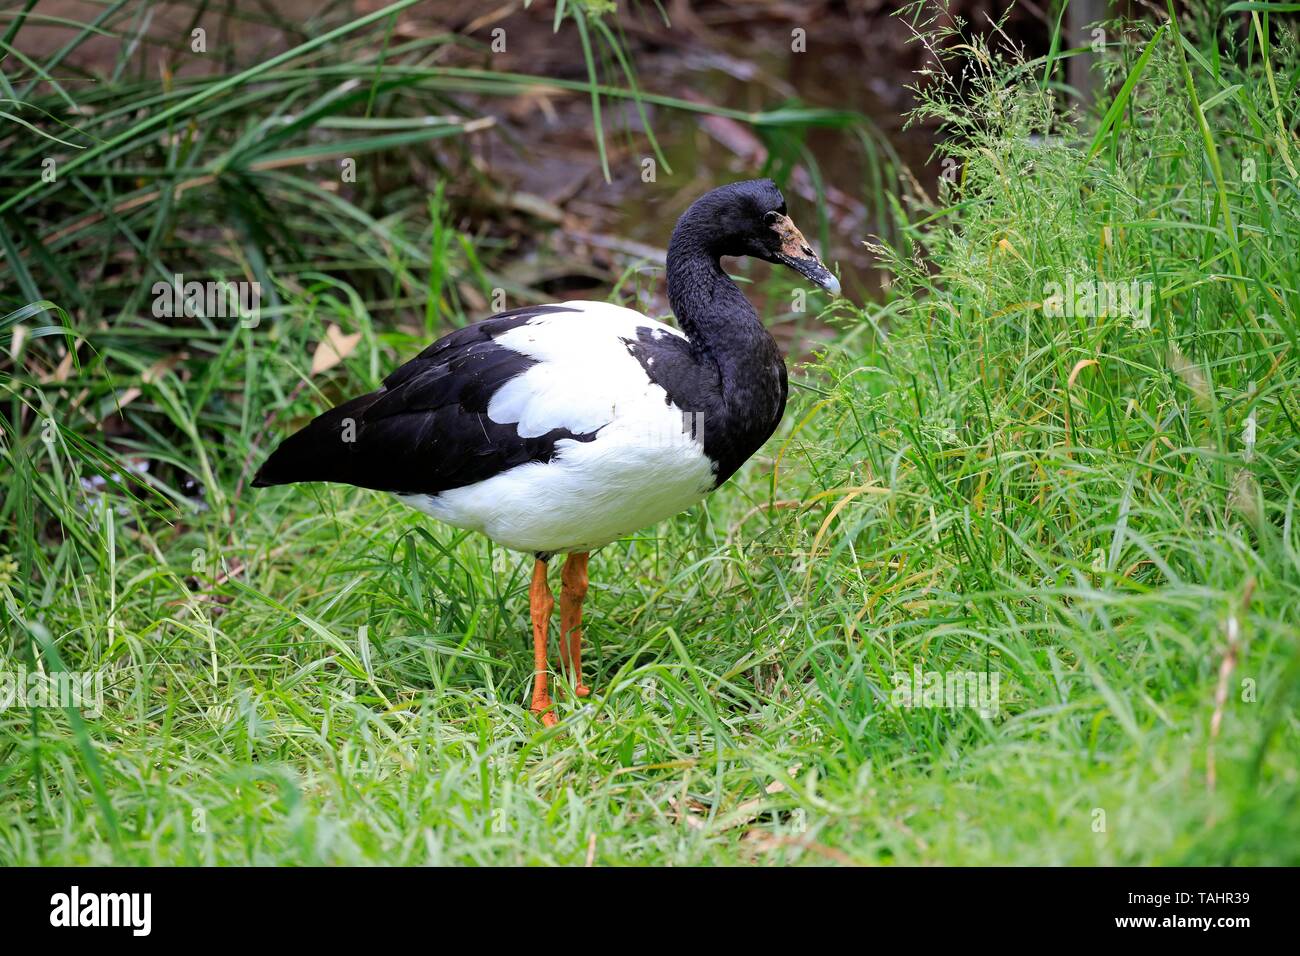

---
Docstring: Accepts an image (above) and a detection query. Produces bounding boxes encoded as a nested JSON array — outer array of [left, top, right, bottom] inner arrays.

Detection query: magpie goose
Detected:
[[253, 179, 839, 725]]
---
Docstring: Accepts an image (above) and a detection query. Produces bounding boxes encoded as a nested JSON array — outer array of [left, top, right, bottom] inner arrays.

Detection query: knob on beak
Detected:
[[768, 213, 840, 295]]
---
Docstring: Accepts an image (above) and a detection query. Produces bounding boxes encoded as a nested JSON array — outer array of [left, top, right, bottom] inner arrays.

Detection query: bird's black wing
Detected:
[[252, 305, 598, 495]]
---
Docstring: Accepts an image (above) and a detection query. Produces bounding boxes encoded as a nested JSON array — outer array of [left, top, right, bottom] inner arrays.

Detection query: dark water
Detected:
[[480, 8, 942, 312], [477, 3, 1055, 316]]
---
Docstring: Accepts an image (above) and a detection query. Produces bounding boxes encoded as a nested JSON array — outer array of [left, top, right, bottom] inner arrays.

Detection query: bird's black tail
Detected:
[[251, 390, 385, 488]]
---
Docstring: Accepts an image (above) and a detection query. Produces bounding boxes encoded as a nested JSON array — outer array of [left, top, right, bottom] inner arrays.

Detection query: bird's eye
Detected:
[[764, 210, 780, 225]]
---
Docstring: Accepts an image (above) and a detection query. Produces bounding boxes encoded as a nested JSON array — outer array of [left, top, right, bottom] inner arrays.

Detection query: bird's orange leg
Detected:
[[529, 558, 557, 727], [560, 552, 591, 698]]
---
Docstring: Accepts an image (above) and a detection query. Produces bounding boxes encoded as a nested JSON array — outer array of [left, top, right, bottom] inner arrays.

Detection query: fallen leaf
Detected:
[[108, 352, 188, 416], [42, 339, 83, 384], [311, 324, 362, 376]]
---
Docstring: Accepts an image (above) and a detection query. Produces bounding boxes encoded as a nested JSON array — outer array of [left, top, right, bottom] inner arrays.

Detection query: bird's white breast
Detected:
[[398, 302, 717, 554]]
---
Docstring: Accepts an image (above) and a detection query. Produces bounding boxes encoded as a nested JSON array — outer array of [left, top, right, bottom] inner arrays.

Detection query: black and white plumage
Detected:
[[256, 179, 839, 723], [253, 179, 839, 556], [254, 178, 842, 723]]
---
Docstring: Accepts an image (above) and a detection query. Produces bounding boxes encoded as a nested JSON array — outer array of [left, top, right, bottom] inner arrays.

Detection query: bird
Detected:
[[252, 179, 840, 725]]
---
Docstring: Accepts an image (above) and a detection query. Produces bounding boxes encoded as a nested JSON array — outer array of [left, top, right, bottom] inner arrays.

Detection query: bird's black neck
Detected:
[[664, 215, 787, 485], [665, 231, 778, 395]]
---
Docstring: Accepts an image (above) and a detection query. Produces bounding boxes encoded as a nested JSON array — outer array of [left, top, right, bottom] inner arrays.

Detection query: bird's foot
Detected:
[[557, 675, 591, 699], [531, 696, 557, 727]]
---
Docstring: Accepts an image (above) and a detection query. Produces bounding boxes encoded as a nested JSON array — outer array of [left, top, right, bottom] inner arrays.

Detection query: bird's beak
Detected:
[[769, 213, 840, 296]]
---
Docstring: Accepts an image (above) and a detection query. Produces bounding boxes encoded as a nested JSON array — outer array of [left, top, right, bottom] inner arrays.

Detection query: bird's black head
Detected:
[[672, 179, 840, 295]]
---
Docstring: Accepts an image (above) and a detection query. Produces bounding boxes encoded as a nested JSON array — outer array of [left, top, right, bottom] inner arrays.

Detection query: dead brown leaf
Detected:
[[311, 324, 362, 376]]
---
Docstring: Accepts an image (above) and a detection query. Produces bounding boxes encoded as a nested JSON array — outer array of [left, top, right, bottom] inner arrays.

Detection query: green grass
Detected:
[[2, 3, 1299, 865]]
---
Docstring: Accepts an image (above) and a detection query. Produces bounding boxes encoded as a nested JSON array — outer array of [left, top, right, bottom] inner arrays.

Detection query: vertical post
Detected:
[[1068, 0, 1106, 109]]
